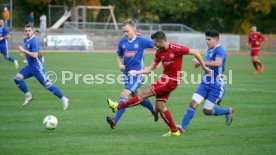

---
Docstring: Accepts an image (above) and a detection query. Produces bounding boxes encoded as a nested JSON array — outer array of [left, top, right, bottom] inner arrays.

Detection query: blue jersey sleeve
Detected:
[[141, 37, 154, 49], [3, 27, 9, 36], [31, 39, 39, 52], [215, 48, 226, 59], [117, 39, 124, 57]]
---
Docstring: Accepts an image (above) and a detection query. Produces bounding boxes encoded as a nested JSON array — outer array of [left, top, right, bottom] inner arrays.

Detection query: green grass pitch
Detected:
[[0, 52, 276, 155]]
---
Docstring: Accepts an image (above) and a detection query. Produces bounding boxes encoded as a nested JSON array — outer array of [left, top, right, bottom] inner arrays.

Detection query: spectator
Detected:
[[40, 14, 47, 36], [27, 11, 34, 26], [133, 9, 140, 27], [2, 7, 10, 26]]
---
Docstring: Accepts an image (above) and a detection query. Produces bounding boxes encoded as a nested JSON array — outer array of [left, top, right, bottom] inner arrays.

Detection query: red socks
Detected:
[[160, 110, 178, 132], [118, 96, 142, 109], [253, 60, 264, 73]]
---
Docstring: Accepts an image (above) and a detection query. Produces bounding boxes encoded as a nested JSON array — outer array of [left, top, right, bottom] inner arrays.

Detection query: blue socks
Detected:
[[114, 97, 155, 124], [141, 98, 155, 113], [46, 85, 64, 99], [14, 77, 28, 93], [212, 107, 230, 116], [14, 77, 64, 100], [181, 107, 196, 130], [114, 97, 127, 123], [7, 56, 15, 62]]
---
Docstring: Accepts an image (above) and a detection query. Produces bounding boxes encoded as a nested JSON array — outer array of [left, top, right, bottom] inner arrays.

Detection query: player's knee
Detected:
[[14, 76, 24, 84], [189, 100, 199, 109], [43, 82, 52, 88], [203, 108, 212, 115], [155, 101, 166, 112], [15, 73, 24, 80]]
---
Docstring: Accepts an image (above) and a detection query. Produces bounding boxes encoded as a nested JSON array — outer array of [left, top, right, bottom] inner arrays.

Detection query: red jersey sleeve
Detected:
[[154, 51, 161, 64], [259, 33, 265, 42], [170, 43, 190, 55]]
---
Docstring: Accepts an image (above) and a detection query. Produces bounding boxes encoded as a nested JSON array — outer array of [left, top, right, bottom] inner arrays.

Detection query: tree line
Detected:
[[2, 0, 276, 33]]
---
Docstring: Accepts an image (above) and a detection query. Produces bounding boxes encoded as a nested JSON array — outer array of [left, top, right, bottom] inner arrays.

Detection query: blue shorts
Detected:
[[195, 83, 225, 104], [19, 66, 49, 85], [124, 74, 144, 93], [0, 46, 8, 56]]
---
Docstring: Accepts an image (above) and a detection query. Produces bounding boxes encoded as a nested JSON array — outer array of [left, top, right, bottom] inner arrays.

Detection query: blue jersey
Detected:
[[117, 36, 154, 74], [24, 36, 45, 70], [202, 44, 226, 87], [0, 26, 9, 47]]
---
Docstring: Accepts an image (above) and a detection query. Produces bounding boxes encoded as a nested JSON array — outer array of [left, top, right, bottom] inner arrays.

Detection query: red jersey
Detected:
[[248, 32, 264, 48], [154, 43, 190, 80]]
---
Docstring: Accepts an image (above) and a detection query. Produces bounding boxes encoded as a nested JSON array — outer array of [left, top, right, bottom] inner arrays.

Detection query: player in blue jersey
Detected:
[[14, 24, 69, 110], [106, 20, 158, 129], [180, 30, 234, 132], [0, 19, 18, 68]]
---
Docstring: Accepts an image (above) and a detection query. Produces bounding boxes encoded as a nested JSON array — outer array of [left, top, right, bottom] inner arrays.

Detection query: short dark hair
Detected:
[[25, 24, 34, 29], [205, 30, 219, 39], [122, 20, 135, 27], [151, 31, 167, 42]]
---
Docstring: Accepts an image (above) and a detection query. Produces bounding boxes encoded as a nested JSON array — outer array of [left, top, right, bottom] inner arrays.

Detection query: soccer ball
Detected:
[[43, 115, 58, 130]]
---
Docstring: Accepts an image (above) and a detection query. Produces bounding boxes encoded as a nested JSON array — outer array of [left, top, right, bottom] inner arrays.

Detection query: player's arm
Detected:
[[117, 55, 125, 72], [205, 58, 223, 67], [189, 49, 211, 74], [128, 62, 158, 76], [18, 45, 38, 58], [0, 34, 11, 40], [259, 33, 265, 42]]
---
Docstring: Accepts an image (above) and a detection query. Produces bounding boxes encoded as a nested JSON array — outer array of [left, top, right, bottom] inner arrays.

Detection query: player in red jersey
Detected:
[[107, 31, 211, 136], [248, 25, 265, 73]]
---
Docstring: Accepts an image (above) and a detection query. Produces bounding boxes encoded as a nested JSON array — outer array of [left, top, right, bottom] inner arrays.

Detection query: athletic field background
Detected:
[[0, 52, 275, 154]]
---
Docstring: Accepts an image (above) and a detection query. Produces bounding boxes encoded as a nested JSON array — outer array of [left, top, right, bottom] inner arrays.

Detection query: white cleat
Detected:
[[62, 97, 69, 110], [226, 107, 234, 126], [14, 60, 19, 69], [22, 94, 33, 107]]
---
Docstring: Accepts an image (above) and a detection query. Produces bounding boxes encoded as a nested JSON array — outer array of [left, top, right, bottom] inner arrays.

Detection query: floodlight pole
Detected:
[[10, 0, 12, 30]]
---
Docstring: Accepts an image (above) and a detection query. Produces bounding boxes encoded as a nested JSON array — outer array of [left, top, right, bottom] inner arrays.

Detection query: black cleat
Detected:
[[152, 111, 159, 122], [106, 117, 116, 129]]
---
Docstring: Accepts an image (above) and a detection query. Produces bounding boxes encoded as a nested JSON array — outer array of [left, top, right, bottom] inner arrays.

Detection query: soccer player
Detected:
[[0, 19, 18, 68], [106, 20, 157, 129], [248, 25, 265, 73], [180, 30, 234, 132], [107, 31, 211, 136], [14, 24, 69, 110]]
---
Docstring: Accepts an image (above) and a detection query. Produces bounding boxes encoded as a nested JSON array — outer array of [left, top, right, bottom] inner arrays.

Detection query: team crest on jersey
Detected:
[[170, 53, 174, 58], [134, 43, 139, 49], [209, 52, 213, 57], [122, 45, 126, 49]]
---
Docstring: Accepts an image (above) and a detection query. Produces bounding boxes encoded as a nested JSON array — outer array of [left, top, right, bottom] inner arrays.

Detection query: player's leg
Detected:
[[155, 99, 180, 136], [203, 88, 234, 125], [252, 56, 264, 73], [34, 69, 69, 110], [251, 49, 264, 73], [14, 66, 33, 106], [110, 89, 131, 128], [129, 75, 155, 114], [1, 46, 18, 68], [181, 94, 205, 130], [107, 75, 144, 128], [107, 86, 155, 112], [149, 77, 180, 136], [181, 84, 207, 130]]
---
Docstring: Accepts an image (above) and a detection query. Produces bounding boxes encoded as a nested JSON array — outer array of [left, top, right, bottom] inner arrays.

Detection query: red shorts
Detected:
[[251, 48, 260, 57], [150, 77, 178, 102]]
